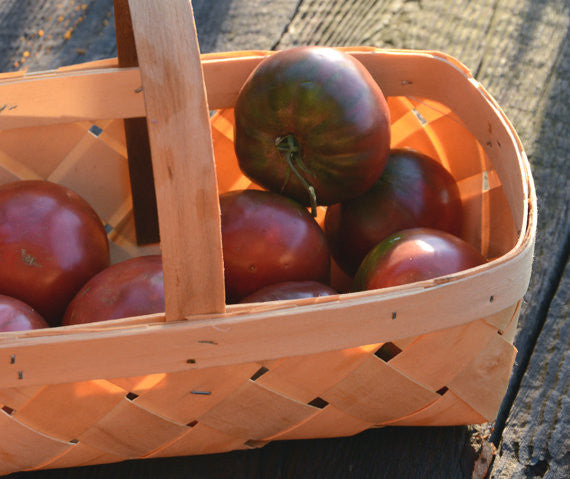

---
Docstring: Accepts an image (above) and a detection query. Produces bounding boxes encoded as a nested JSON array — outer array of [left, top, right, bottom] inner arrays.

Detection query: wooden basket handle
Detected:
[[117, 0, 226, 320]]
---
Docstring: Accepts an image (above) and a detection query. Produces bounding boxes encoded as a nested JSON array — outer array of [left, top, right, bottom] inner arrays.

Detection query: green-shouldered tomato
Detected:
[[234, 47, 391, 212], [325, 149, 463, 276], [353, 228, 485, 291]]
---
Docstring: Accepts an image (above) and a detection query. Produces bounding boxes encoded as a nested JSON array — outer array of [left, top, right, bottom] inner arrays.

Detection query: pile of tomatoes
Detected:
[[0, 46, 486, 332]]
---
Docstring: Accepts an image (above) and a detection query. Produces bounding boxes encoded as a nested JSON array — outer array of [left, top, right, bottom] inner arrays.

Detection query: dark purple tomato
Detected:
[[325, 149, 463, 276], [62, 255, 164, 326], [239, 281, 337, 303], [353, 228, 486, 291], [220, 189, 330, 303], [234, 46, 391, 210], [0, 180, 110, 326], [0, 294, 49, 332]]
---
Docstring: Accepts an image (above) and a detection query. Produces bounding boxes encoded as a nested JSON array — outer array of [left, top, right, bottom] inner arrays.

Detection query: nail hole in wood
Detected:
[[186, 359, 196, 364], [70, 438, 79, 444], [10, 354, 15, 364], [126, 392, 139, 401], [18, 371, 23, 380], [250, 366, 269, 381], [490, 295, 495, 303], [392, 311, 397, 319], [187, 420, 198, 427], [374, 342, 402, 362], [197, 340, 218, 345], [308, 397, 329, 409]]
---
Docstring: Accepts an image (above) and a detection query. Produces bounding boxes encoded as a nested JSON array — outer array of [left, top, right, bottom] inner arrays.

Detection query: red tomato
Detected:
[[240, 281, 337, 303], [353, 228, 486, 291], [0, 294, 49, 332], [234, 46, 391, 210], [0, 180, 110, 326], [325, 149, 463, 276], [62, 255, 164, 326], [221, 189, 330, 303]]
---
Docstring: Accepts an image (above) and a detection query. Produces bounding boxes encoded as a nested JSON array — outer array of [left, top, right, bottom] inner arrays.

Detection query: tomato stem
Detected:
[[275, 135, 318, 217]]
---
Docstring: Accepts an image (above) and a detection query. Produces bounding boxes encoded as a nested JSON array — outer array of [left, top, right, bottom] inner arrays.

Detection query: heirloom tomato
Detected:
[[325, 149, 463, 276], [63, 255, 164, 326], [353, 228, 486, 291], [220, 189, 330, 303], [0, 294, 48, 332], [240, 281, 337, 303], [0, 180, 110, 326], [234, 46, 391, 212]]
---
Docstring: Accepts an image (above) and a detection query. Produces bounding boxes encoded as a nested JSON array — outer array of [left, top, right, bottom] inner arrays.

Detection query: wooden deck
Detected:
[[1, 0, 568, 477]]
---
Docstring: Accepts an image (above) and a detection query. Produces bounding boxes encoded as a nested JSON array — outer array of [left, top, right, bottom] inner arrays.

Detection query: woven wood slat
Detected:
[[0, 410, 72, 473], [255, 344, 382, 403], [121, 363, 263, 424], [31, 441, 125, 472], [447, 333, 517, 420], [11, 380, 126, 441], [388, 316, 510, 391], [387, 391, 488, 427], [143, 422, 250, 460], [321, 355, 441, 424], [76, 398, 189, 458], [0, 384, 43, 410], [273, 403, 373, 441]]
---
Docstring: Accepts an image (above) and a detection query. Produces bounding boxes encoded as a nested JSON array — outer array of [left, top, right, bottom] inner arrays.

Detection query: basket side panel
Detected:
[[145, 422, 249, 459], [0, 410, 72, 473], [448, 334, 517, 420], [76, 398, 189, 458], [321, 355, 440, 424], [127, 363, 262, 424], [386, 391, 487, 426], [388, 316, 509, 390], [11, 380, 126, 441]]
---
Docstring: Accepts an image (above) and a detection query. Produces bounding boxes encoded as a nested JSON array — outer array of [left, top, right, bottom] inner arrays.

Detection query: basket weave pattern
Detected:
[[0, 307, 518, 474], [0, 3, 535, 473]]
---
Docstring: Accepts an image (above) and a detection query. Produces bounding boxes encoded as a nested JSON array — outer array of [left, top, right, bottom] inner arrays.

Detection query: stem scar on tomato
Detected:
[[275, 134, 318, 217]]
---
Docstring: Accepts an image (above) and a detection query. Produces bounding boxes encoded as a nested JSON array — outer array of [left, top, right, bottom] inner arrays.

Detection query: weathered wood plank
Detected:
[[493, 260, 569, 478]]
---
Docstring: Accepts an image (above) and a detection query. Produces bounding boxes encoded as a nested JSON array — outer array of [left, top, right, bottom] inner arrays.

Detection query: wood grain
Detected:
[[126, 0, 225, 319]]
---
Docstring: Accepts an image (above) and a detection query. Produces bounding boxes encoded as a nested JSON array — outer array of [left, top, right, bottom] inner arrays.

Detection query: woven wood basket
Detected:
[[0, 0, 536, 475]]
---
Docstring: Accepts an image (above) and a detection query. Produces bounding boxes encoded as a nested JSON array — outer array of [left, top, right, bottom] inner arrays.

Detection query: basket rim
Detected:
[[0, 48, 537, 388]]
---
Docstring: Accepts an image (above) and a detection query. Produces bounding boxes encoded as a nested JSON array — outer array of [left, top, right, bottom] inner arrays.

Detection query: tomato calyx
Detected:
[[275, 134, 318, 217]]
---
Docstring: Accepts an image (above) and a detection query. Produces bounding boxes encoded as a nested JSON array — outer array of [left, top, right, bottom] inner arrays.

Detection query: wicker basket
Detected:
[[0, 0, 535, 475]]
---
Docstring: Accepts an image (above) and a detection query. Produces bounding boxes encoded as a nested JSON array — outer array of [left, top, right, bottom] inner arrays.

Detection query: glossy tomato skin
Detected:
[[353, 228, 486, 291], [0, 294, 49, 332], [62, 255, 164, 326], [221, 190, 330, 303], [234, 46, 391, 206], [240, 281, 337, 303], [325, 149, 463, 276], [0, 180, 110, 326]]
